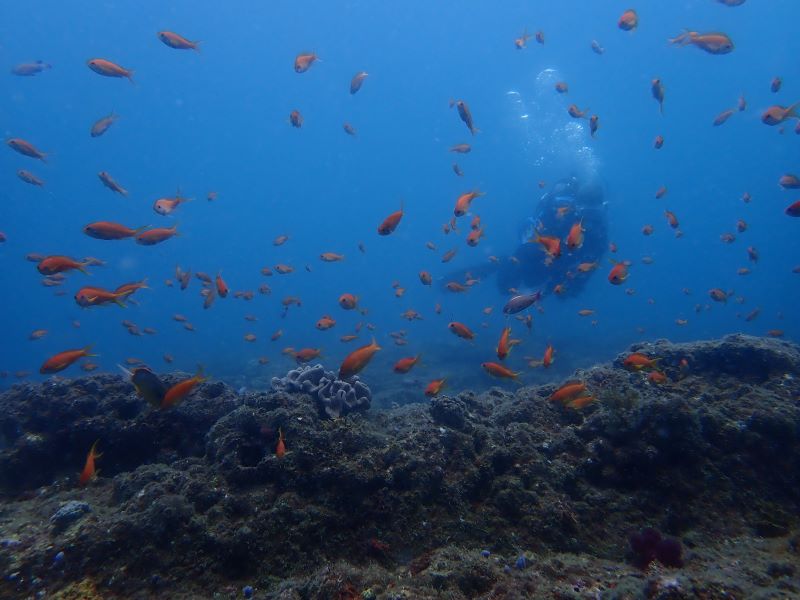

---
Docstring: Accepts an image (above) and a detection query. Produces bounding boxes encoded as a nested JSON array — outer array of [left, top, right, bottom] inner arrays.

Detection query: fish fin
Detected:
[[126, 70, 136, 85], [117, 364, 133, 378], [113, 297, 127, 308]]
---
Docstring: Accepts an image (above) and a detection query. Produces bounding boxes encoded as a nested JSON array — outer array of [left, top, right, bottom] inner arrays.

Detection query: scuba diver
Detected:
[[446, 176, 608, 298], [497, 176, 608, 297]]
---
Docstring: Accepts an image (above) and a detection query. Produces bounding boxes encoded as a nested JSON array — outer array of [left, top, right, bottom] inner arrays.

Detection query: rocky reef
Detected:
[[0, 334, 798, 599]]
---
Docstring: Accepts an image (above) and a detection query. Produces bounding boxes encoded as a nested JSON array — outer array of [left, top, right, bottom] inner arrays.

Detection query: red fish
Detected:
[[566, 220, 584, 250], [75, 286, 130, 308], [216, 272, 229, 297], [531, 234, 561, 258], [87, 58, 134, 82], [623, 353, 659, 371], [482, 362, 520, 381]]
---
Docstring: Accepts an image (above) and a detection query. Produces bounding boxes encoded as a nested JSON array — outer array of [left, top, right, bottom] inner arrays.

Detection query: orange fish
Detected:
[[339, 337, 381, 379], [320, 252, 345, 262], [75, 286, 129, 308], [543, 343, 554, 367], [350, 71, 368, 94], [157, 31, 200, 51], [289, 110, 303, 128], [78, 440, 102, 485], [7, 137, 47, 161], [418, 271, 432, 286], [83, 221, 146, 240], [154, 193, 190, 215], [655, 186, 667, 199], [654, 135, 664, 149], [343, 122, 357, 136], [424, 378, 447, 397], [29, 329, 48, 341], [608, 261, 629, 285], [215, 272, 228, 298], [339, 293, 359, 310], [555, 81, 569, 94], [618, 9, 638, 31], [567, 104, 589, 118], [294, 348, 322, 363], [623, 353, 659, 371], [393, 354, 421, 374], [448, 322, 474, 340], [482, 362, 520, 381], [496, 327, 516, 360], [549, 381, 585, 403], [466, 227, 484, 247], [162, 368, 207, 409], [454, 190, 485, 217], [761, 103, 799, 126], [98, 171, 128, 195], [669, 31, 734, 54], [713, 109, 735, 126], [378, 202, 404, 235], [275, 264, 294, 274], [531, 234, 561, 258], [91, 112, 119, 137], [276, 428, 286, 458], [709, 288, 730, 303], [38, 255, 90, 275], [651, 79, 665, 114], [40, 346, 95, 374], [135, 225, 178, 245], [664, 210, 679, 228], [449, 143, 471, 153], [577, 262, 598, 273], [316, 315, 336, 330], [567, 395, 596, 410], [294, 53, 318, 73], [441, 248, 457, 263], [566, 220, 584, 250], [243, 333, 256, 342], [514, 30, 532, 49], [87, 58, 134, 82], [648, 370, 668, 384]]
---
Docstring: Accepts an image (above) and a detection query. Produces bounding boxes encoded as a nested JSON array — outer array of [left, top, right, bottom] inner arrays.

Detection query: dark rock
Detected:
[[50, 500, 91, 532]]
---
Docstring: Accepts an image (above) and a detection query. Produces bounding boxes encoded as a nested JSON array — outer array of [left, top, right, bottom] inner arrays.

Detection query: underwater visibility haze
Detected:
[[0, 1, 799, 598]]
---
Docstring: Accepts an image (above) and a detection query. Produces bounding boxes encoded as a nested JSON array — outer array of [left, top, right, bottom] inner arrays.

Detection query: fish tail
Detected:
[[126, 70, 135, 85], [113, 296, 128, 308], [82, 344, 98, 358]]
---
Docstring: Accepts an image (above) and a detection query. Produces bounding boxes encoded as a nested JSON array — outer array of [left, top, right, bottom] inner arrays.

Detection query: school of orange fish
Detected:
[[4, 4, 800, 475]]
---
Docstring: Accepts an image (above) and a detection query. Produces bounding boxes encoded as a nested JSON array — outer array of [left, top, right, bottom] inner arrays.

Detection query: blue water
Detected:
[[1, 1, 797, 395]]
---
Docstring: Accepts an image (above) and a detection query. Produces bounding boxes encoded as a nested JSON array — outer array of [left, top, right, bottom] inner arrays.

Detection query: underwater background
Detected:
[[0, 0, 798, 394]]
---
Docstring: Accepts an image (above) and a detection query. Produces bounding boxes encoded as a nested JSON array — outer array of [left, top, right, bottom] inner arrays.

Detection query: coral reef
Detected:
[[0, 335, 797, 599], [270, 363, 372, 419]]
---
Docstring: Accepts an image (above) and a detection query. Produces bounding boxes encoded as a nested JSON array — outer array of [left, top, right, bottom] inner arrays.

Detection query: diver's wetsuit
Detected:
[[498, 177, 608, 296], [447, 177, 608, 297]]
